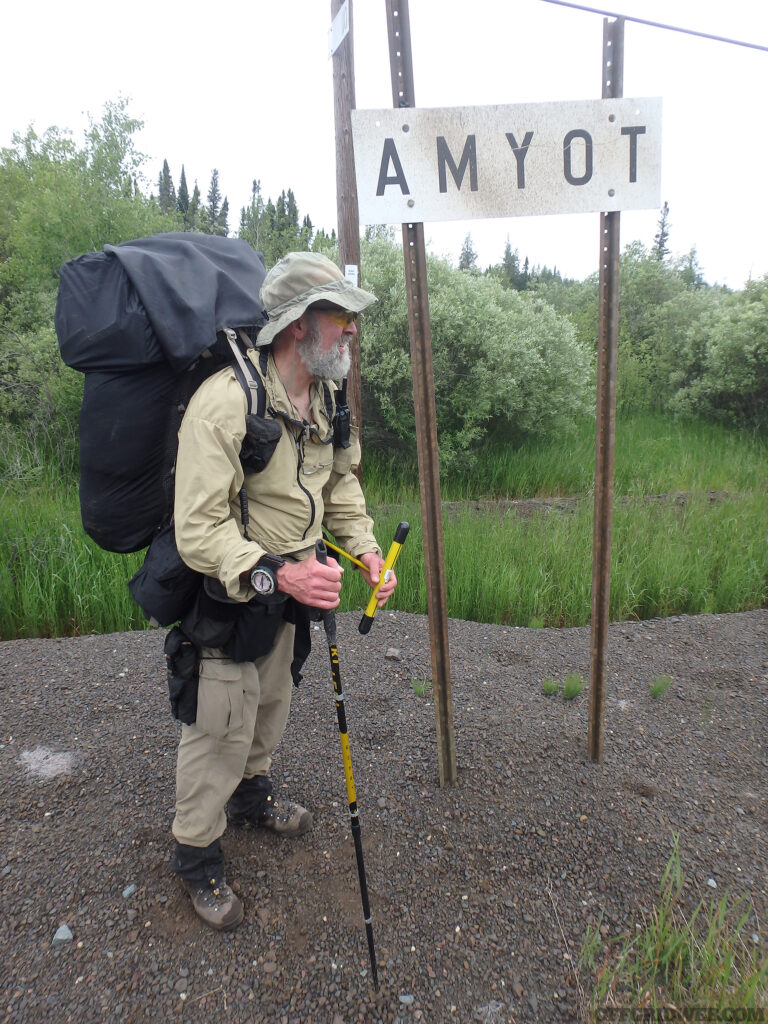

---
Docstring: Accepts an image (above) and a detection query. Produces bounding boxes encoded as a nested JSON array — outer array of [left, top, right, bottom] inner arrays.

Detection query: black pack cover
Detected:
[[56, 233, 267, 553]]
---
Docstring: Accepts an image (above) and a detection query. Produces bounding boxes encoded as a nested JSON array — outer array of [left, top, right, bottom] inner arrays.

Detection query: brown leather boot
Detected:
[[181, 876, 243, 931], [172, 839, 244, 931], [227, 776, 313, 837]]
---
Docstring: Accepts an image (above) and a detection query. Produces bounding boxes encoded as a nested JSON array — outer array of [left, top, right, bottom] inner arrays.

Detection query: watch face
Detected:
[[251, 569, 275, 595]]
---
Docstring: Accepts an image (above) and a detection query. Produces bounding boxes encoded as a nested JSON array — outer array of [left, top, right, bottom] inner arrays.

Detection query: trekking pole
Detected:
[[315, 539, 379, 992], [358, 521, 410, 635]]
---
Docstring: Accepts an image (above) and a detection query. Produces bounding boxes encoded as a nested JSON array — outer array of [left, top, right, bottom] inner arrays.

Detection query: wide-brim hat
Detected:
[[256, 251, 377, 346]]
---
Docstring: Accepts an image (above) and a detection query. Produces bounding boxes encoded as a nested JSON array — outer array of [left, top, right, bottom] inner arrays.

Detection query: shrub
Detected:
[[359, 236, 593, 472]]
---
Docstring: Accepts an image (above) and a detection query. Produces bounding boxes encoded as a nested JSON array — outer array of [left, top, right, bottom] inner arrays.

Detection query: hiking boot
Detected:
[[171, 838, 244, 931], [181, 875, 244, 931], [227, 776, 313, 837], [257, 794, 313, 836]]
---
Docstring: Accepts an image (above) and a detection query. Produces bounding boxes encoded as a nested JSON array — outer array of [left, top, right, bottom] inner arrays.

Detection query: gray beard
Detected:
[[299, 321, 351, 380]]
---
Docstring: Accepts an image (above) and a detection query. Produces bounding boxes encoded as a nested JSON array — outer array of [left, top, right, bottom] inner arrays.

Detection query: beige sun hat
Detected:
[[256, 251, 377, 346]]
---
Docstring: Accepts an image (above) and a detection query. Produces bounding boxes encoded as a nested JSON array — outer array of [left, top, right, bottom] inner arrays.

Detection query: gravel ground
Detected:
[[1, 609, 766, 1023]]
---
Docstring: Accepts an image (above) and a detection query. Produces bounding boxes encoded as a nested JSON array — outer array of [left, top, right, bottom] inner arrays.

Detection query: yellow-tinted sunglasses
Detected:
[[312, 303, 358, 327]]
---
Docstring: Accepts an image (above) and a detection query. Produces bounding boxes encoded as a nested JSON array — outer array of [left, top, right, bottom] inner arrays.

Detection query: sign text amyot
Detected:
[[351, 97, 662, 223]]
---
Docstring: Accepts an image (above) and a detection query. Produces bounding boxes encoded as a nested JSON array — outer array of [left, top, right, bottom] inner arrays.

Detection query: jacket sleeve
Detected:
[[321, 426, 381, 560], [174, 370, 265, 601]]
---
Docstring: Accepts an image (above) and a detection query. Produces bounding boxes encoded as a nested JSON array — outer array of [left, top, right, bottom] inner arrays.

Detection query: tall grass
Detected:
[[347, 493, 767, 628], [0, 486, 146, 639], [362, 414, 768, 503], [1, 415, 766, 639]]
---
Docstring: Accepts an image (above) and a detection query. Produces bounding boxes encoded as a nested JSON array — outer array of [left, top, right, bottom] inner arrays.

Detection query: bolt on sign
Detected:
[[351, 97, 661, 223]]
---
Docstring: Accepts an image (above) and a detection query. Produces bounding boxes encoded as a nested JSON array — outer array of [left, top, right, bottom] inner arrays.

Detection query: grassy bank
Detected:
[[1, 415, 766, 639]]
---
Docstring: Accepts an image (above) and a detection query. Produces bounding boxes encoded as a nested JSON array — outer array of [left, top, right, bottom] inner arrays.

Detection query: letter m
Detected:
[[437, 136, 478, 193]]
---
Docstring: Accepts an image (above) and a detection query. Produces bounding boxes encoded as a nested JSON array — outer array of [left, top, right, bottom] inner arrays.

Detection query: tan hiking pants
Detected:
[[172, 619, 295, 848]]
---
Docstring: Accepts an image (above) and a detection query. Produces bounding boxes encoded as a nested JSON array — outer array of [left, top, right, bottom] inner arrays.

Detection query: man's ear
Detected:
[[292, 314, 310, 341]]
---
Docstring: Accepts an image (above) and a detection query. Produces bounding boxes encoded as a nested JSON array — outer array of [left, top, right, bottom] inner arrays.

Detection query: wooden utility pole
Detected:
[[588, 16, 624, 763], [384, 0, 457, 787], [331, 0, 364, 435]]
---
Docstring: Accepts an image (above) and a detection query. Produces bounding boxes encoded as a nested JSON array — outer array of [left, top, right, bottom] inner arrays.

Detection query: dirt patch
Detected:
[[1, 609, 766, 1022]]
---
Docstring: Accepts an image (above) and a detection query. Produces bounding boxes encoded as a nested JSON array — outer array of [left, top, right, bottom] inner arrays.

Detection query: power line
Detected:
[[539, 0, 768, 53]]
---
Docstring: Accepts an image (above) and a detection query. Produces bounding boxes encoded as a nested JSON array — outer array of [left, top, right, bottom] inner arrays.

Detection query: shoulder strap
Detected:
[[223, 329, 271, 544], [223, 328, 268, 416]]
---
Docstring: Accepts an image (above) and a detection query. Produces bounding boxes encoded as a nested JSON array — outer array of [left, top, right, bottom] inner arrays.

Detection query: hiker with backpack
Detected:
[[168, 251, 397, 930]]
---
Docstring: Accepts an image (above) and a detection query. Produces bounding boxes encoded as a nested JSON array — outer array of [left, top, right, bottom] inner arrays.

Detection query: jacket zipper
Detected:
[[294, 428, 316, 540]]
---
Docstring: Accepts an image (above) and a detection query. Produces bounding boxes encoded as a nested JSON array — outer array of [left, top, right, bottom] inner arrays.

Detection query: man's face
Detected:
[[298, 308, 357, 380]]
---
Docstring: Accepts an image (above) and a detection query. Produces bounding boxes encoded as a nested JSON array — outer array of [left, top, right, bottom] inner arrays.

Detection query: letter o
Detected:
[[563, 129, 593, 185]]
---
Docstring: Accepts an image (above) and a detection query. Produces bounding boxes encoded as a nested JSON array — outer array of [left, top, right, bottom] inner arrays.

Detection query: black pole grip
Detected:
[[315, 538, 328, 564]]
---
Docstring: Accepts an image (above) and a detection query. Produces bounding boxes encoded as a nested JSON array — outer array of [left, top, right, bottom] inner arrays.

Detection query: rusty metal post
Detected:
[[588, 16, 624, 763], [331, 0, 364, 442], [384, 0, 457, 787]]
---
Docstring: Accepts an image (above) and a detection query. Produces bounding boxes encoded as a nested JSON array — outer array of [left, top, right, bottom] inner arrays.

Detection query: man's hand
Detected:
[[276, 555, 343, 609], [359, 552, 397, 607]]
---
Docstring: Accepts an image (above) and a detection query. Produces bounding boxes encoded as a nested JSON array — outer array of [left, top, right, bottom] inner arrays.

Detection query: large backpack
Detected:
[[56, 233, 269, 554], [56, 233, 273, 624]]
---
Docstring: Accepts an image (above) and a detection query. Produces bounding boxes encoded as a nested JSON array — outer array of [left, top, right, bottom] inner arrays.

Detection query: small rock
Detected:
[[399, 993, 415, 1005], [385, 648, 402, 661], [174, 978, 187, 993], [53, 925, 73, 947], [122, 883, 137, 899], [527, 994, 538, 1014], [706, 878, 717, 889]]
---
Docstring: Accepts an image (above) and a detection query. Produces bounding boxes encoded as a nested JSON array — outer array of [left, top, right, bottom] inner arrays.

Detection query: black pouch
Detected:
[[180, 577, 242, 650], [332, 378, 351, 450], [222, 594, 289, 662], [164, 626, 200, 725], [128, 523, 203, 625], [240, 413, 282, 473]]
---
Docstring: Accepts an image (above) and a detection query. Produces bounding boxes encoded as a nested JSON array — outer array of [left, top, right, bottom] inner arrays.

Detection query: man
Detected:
[[170, 251, 396, 930]]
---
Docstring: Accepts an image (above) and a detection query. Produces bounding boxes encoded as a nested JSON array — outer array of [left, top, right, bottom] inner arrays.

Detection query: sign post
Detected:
[[351, 9, 658, 773], [331, 0, 364, 444], [384, 0, 457, 788], [589, 16, 625, 763]]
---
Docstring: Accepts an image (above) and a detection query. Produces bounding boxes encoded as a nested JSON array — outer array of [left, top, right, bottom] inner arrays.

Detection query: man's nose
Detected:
[[343, 319, 358, 339]]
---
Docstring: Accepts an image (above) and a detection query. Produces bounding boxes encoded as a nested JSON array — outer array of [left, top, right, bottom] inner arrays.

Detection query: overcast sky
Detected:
[[2, 0, 766, 288]]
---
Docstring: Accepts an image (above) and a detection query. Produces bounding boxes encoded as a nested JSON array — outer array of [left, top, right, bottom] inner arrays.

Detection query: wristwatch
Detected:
[[249, 553, 286, 597]]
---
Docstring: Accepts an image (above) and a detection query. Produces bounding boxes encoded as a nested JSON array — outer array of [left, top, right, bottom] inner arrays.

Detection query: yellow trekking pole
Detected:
[[358, 521, 410, 635], [315, 539, 379, 991]]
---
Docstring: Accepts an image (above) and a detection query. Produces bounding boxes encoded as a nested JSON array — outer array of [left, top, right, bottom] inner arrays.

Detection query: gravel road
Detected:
[[1, 609, 766, 1023]]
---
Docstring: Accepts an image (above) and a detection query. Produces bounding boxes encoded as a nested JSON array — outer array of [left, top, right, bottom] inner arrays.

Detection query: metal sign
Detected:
[[351, 97, 661, 223], [328, 0, 350, 58]]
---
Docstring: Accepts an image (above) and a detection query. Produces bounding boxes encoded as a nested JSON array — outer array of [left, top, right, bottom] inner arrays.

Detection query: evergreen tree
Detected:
[[653, 200, 670, 261], [188, 181, 201, 232], [216, 197, 229, 237], [203, 168, 229, 234], [458, 233, 477, 271], [157, 159, 176, 215], [177, 165, 190, 223], [239, 179, 266, 250]]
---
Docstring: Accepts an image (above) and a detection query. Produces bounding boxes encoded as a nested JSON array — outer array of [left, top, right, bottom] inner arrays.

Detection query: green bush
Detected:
[[670, 277, 768, 431], [359, 236, 593, 472]]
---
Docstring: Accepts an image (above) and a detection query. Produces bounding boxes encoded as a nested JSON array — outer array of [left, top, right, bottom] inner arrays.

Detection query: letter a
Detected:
[[376, 139, 410, 196]]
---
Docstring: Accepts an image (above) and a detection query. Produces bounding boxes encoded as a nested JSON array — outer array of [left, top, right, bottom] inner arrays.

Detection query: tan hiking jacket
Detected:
[[174, 348, 380, 602]]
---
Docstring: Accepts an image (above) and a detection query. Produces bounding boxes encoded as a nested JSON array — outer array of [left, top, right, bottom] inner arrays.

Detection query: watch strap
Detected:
[[257, 553, 286, 575]]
